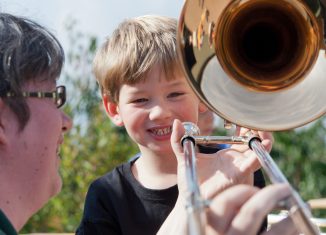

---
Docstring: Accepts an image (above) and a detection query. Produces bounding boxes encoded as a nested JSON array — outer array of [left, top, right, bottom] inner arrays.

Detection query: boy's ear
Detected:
[[198, 102, 208, 114], [102, 94, 124, 126]]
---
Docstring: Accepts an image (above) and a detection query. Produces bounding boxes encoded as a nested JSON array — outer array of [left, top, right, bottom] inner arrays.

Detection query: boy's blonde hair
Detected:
[[93, 15, 180, 103]]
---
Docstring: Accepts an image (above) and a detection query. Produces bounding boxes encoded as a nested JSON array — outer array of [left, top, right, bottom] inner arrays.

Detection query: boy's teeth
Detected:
[[152, 127, 171, 136]]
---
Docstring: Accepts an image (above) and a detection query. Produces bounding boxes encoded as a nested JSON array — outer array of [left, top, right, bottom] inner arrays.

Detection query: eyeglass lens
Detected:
[[56, 86, 66, 108]]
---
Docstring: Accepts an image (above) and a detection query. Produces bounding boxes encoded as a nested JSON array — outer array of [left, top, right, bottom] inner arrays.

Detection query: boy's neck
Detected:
[[131, 149, 177, 190]]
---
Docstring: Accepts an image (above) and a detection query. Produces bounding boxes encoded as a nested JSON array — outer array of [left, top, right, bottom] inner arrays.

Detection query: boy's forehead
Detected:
[[142, 64, 184, 81], [122, 72, 187, 90], [138, 73, 186, 87]]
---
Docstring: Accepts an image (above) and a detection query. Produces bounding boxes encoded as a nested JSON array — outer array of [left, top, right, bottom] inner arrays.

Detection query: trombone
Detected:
[[269, 198, 326, 234], [177, 0, 326, 234]]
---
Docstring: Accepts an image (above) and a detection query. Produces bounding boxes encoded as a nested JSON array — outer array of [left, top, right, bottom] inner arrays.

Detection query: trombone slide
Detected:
[[182, 128, 321, 235]]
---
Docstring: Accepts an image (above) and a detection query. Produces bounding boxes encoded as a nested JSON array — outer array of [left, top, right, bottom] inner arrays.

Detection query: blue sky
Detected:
[[1, 0, 184, 51]]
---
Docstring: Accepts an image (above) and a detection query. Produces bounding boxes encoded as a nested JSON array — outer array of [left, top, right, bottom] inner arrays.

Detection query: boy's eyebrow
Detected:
[[122, 80, 188, 97], [166, 80, 187, 88], [124, 89, 144, 96], [122, 85, 148, 96]]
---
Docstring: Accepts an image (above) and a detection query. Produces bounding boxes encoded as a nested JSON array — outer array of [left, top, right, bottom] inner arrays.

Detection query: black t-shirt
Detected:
[[76, 147, 266, 235]]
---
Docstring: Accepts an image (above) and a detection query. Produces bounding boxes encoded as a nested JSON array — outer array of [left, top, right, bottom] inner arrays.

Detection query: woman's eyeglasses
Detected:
[[5, 85, 66, 108]]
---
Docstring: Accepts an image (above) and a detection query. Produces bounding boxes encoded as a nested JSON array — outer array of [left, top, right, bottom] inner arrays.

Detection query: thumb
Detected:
[[171, 119, 189, 196], [171, 119, 185, 164]]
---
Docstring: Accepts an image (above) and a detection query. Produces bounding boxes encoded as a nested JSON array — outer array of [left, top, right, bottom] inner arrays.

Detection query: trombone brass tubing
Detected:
[[250, 139, 320, 235], [183, 139, 206, 235], [269, 214, 326, 229], [183, 122, 320, 235], [270, 197, 326, 231], [178, 0, 326, 233], [177, 0, 326, 131], [192, 135, 249, 145]]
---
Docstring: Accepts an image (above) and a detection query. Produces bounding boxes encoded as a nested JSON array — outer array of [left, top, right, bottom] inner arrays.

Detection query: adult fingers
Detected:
[[199, 148, 259, 200], [231, 126, 251, 152], [262, 216, 299, 235], [232, 127, 273, 153], [207, 185, 259, 234], [237, 148, 261, 174], [235, 126, 250, 136], [258, 131, 274, 153], [226, 184, 292, 235]]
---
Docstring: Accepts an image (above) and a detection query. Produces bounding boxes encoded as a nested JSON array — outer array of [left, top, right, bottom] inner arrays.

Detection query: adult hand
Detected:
[[231, 126, 274, 155], [170, 119, 270, 200], [206, 184, 298, 235], [199, 125, 274, 198], [162, 120, 296, 235]]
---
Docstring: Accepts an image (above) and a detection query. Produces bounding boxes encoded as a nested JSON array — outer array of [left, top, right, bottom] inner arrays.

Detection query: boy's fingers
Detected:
[[171, 119, 185, 161], [171, 119, 190, 196], [171, 119, 188, 180]]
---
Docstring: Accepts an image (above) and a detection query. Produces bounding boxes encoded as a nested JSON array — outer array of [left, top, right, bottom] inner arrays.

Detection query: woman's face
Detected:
[[4, 80, 72, 213]]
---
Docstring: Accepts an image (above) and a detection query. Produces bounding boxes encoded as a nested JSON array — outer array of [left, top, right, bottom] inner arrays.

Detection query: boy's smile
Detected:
[[147, 125, 172, 141], [105, 64, 207, 156]]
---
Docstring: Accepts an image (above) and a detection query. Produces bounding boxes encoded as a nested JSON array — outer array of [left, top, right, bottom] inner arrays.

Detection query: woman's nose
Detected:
[[61, 112, 73, 132]]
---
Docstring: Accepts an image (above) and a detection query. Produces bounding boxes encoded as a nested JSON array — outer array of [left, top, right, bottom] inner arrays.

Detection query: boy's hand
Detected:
[[170, 119, 191, 197]]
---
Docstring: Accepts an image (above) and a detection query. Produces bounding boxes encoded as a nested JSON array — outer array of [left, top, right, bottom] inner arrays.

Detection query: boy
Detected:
[[0, 13, 72, 234], [77, 15, 272, 235]]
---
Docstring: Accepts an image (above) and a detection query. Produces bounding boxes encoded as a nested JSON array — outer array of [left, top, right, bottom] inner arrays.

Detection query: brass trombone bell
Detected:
[[177, 0, 326, 131]]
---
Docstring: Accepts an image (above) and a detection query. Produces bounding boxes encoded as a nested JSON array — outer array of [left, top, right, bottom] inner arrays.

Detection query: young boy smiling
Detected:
[[77, 15, 272, 235]]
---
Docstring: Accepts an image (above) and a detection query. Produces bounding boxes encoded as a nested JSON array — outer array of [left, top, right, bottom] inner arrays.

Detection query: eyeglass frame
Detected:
[[4, 85, 66, 108]]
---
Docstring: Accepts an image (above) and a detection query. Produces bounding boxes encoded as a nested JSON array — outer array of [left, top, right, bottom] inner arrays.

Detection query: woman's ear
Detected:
[[0, 99, 8, 145], [102, 94, 124, 126]]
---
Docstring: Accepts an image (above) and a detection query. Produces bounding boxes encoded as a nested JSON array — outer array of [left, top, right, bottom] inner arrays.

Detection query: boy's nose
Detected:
[[149, 103, 172, 121]]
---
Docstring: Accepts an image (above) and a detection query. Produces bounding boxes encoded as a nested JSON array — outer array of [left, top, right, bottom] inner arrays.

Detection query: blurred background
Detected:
[[1, 0, 325, 233]]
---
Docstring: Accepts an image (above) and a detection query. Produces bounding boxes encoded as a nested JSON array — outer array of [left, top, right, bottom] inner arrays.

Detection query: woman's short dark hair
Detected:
[[0, 13, 65, 130]]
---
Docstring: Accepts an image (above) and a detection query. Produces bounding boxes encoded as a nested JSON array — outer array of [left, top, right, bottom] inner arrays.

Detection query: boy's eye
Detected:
[[168, 92, 185, 98], [131, 98, 148, 103]]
